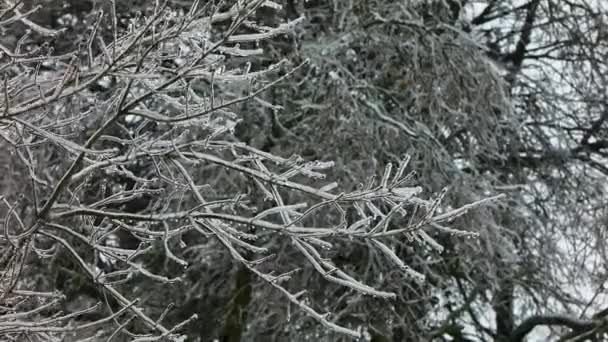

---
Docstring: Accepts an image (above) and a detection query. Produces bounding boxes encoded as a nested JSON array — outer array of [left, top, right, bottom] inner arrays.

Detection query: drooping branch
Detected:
[[509, 314, 595, 342]]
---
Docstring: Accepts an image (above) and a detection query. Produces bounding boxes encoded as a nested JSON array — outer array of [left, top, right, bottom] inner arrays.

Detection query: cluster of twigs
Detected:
[[0, 0, 503, 340]]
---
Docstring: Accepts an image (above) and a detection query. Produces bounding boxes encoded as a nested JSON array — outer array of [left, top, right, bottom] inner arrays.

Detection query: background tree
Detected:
[[248, 0, 608, 341]]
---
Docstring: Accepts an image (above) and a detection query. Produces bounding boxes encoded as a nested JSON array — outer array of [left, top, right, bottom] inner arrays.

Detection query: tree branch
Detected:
[[510, 314, 595, 342]]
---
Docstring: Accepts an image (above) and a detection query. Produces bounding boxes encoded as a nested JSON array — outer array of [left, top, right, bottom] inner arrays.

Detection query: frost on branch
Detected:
[[0, 1, 503, 340]]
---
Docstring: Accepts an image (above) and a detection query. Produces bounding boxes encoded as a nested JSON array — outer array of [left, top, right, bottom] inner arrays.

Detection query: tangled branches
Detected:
[[0, 1, 502, 340]]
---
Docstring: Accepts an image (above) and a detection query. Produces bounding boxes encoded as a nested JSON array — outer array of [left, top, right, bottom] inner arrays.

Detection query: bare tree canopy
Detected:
[[1, 0, 607, 341]]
